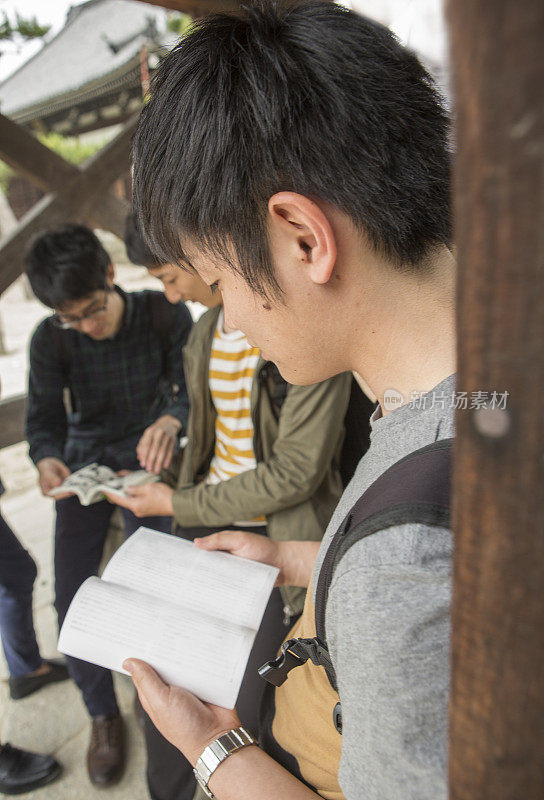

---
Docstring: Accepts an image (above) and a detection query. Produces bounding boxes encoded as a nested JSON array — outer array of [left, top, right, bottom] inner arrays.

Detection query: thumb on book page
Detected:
[[123, 659, 168, 710]]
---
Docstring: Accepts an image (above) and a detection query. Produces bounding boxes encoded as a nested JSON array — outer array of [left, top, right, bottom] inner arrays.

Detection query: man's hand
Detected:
[[124, 659, 240, 765], [124, 659, 322, 800], [104, 482, 174, 518], [137, 414, 182, 474], [195, 531, 320, 588], [37, 457, 72, 499]]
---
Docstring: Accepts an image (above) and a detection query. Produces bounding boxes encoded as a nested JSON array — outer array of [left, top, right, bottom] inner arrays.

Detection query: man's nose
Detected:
[[165, 287, 182, 304]]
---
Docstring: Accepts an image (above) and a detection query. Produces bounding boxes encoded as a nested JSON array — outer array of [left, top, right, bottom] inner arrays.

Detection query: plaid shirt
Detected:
[[26, 287, 192, 471]]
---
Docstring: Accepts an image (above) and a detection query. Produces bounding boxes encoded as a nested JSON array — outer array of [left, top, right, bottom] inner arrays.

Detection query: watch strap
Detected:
[[194, 727, 257, 798]]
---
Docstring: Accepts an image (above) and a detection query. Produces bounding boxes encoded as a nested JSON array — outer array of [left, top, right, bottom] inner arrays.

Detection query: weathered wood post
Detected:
[[448, 1, 544, 797]]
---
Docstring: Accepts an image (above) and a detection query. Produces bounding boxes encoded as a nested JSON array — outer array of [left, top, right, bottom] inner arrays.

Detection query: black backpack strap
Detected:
[[339, 376, 374, 486], [259, 438, 453, 697], [258, 361, 290, 420], [257, 370, 374, 486], [315, 437, 452, 685], [147, 291, 175, 384]]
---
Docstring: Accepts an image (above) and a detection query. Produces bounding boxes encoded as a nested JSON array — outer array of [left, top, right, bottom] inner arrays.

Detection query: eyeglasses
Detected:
[[52, 285, 112, 330]]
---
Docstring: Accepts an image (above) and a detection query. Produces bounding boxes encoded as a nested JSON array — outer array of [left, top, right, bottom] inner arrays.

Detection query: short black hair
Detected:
[[25, 224, 110, 309], [124, 212, 162, 267], [133, 1, 451, 296]]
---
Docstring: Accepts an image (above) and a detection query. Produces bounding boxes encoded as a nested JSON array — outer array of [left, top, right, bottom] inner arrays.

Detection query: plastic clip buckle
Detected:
[[258, 638, 307, 687]]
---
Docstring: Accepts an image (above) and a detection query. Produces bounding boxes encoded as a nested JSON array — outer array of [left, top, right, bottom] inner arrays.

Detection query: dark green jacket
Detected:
[[163, 306, 351, 615]]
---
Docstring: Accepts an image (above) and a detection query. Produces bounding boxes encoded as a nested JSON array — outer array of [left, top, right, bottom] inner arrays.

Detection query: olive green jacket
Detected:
[[163, 306, 351, 615]]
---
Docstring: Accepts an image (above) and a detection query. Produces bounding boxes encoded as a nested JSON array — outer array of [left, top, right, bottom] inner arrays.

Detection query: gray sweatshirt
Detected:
[[313, 374, 456, 800]]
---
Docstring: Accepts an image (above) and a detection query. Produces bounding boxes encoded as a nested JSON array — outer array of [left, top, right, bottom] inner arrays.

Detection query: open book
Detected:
[[58, 527, 279, 708], [48, 463, 159, 506]]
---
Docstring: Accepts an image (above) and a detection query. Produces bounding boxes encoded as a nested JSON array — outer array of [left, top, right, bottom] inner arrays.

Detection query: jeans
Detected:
[[0, 513, 42, 678], [54, 495, 172, 717]]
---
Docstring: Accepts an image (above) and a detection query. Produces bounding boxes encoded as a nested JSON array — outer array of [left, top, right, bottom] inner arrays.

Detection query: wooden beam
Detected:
[[0, 394, 26, 450], [0, 113, 129, 238], [448, 0, 544, 798], [0, 113, 75, 190], [0, 116, 138, 295]]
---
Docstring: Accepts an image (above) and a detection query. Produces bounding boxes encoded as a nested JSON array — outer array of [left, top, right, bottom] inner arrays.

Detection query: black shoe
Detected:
[[9, 660, 70, 701], [0, 743, 61, 795]]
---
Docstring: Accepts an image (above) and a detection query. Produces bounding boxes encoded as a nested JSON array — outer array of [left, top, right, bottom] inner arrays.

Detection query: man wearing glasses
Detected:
[[24, 224, 192, 789]]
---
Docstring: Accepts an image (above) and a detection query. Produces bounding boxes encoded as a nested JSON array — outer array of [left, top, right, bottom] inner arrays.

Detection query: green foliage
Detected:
[[0, 160, 12, 193], [37, 132, 105, 166], [166, 12, 192, 37], [0, 11, 50, 45], [0, 133, 106, 194], [0, 14, 10, 41]]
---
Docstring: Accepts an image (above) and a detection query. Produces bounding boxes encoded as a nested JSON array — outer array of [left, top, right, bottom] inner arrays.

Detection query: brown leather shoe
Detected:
[[86, 713, 125, 787]]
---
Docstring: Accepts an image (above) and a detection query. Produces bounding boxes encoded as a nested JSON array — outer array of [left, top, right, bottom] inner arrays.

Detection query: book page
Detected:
[[98, 471, 159, 498], [49, 463, 116, 504], [102, 528, 278, 632], [58, 576, 252, 709]]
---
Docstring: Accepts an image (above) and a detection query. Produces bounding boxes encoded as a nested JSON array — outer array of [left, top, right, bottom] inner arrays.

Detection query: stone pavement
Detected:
[[0, 444, 149, 799]]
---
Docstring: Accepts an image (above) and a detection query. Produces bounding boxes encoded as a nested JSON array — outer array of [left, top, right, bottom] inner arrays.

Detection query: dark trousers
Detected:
[[144, 525, 295, 800], [0, 513, 42, 678], [54, 495, 172, 717]]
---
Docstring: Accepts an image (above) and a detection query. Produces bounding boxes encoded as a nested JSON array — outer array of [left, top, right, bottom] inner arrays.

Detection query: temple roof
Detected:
[[0, 0, 171, 130]]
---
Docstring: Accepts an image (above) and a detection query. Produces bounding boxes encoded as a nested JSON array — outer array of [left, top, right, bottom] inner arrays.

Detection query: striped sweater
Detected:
[[206, 311, 265, 523]]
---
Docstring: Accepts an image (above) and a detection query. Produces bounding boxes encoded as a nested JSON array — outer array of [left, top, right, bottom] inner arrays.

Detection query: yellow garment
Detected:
[[272, 582, 345, 799], [207, 313, 265, 523]]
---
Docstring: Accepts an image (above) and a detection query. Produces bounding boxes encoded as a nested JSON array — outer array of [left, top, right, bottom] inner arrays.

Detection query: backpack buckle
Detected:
[[258, 638, 308, 687], [258, 637, 334, 687]]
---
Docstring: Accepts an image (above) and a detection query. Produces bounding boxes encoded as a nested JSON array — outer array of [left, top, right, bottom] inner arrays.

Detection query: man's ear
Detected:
[[268, 192, 337, 285], [106, 262, 115, 285]]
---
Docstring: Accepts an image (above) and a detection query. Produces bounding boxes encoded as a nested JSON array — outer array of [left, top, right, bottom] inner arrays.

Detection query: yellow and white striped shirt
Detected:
[[207, 311, 265, 524]]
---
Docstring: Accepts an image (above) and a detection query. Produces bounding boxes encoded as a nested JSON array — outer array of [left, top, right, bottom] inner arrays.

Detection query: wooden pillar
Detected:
[[448, 1, 544, 798]]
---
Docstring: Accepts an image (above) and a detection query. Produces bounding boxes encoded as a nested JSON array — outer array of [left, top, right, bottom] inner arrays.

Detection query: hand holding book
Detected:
[[194, 530, 321, 589], [49, 463, 159, 506], [58, 528, 279, 709], [104, 480, 174, 517]]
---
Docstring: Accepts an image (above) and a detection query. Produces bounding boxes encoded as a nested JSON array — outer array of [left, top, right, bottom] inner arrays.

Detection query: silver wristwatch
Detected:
[[193, 727, 257, 799]]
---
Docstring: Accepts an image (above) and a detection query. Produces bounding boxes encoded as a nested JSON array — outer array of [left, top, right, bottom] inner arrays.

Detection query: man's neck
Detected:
[[108, 289, 125, 338], [220, 307, 238, 336], [351, 246, 456, 415]]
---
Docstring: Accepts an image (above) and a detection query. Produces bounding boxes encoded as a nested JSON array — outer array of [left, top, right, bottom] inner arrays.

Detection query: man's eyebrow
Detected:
[[60, 296, 102, 318]]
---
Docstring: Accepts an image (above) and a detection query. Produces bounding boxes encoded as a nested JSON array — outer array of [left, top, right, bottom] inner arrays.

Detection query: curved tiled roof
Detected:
[[0, 0, 167, 120]]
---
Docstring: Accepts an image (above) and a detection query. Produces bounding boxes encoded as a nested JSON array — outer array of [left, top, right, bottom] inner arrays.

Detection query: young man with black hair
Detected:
[[24, 224, 192, 788], [123, 3, 456, 800], [120, 213, 350, 800]]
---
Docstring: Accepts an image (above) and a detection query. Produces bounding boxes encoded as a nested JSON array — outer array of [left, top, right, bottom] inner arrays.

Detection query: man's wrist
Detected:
[[193, 727, 258, 798], [277, 541, 319, 588], [160, 413, 183, 432]]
